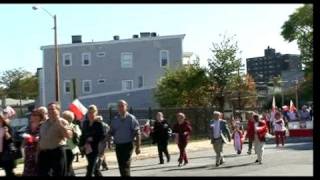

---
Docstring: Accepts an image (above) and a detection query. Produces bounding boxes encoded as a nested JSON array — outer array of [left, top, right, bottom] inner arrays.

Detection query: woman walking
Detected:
[[62, 110, 82, 176], [172, 112, 192, 167], [96, 115, 110, 171], [79, 105, 104, 177], [22, 110, 42, 176], [273, 112, 286, 147], [232, 121, 244, 155], [0, 113, 16, 176]]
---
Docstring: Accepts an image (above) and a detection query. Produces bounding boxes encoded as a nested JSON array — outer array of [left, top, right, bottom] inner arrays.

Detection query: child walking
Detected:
[[232, 121, 244, 154]]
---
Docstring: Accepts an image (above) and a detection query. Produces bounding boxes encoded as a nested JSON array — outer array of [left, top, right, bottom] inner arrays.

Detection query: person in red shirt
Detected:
[[245, 112, 255, 155], [172, 112, 192, 167], [253, 114, 268, 164]]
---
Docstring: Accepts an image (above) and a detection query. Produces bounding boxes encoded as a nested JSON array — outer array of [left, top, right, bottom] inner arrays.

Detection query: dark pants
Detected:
[[65, 149, 75, 176], [247, 139, 253, 153], [275, 131, 285, 146], [157, 141, 170, 163], [177, 143, 188, 164], [85, 152, 102, 177], [97, 155, 108, 170], [0, 152, 15, 177], [3, 166, 15, 176], [38, 146, 67, 176], [115, 142, 133, 177]]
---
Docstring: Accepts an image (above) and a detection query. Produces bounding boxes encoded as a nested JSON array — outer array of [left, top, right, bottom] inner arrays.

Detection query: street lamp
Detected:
[[32, 5, 60, 103]]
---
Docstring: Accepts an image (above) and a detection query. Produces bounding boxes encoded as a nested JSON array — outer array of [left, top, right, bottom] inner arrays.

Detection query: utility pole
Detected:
[[33, 6, 60, 103], [72, 79, 77, 100], [237, 67, 241, 111], [295, 80, 299, 109]]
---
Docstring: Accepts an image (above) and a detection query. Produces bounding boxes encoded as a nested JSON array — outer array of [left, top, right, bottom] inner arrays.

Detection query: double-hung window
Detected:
[[160, 50, 169, 67], [121, 52, 133, 68]]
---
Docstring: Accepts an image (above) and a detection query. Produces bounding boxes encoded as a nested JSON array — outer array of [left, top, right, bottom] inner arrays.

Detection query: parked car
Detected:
[[9, 117, 29, 159]]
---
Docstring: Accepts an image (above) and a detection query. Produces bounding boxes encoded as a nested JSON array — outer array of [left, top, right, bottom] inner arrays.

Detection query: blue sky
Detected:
[[0, 4, 303, 74]]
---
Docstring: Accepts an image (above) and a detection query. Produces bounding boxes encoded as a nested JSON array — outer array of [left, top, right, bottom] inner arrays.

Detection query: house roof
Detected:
[[0, 98, 35, 107], [40, 34, 186, 50]]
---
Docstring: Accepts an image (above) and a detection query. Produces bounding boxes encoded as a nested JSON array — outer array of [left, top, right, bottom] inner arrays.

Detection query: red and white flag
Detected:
[[272, 96, 276, 112], [69, 99, 88, 121], [289, 100, 297, 112], [3, 106, 16, 119]]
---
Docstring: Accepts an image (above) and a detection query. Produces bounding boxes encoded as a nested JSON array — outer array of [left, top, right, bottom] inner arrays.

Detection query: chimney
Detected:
[[113, 35, 120, 40], [72, 35, 82, 43], [151, 32, 157, 37], [140, 32, 151, 38], [132, 34, 139, 38]]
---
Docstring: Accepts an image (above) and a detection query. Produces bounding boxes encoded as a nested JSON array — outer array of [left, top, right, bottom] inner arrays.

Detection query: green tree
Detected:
[[271, 75, 282, 94], [207, 34, 242, 112], [281, 4, 313, 73], [0, 68, 38, 99], [155, 64, 210, 108], [228, 74, 257, 110]]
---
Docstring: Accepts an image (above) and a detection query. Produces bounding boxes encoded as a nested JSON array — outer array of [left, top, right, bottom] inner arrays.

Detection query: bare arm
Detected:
[[135, 132, 141, 149]]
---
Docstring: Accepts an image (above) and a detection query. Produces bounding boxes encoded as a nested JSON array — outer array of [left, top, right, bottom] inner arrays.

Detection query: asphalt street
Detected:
[[75, 138, 313, 176]]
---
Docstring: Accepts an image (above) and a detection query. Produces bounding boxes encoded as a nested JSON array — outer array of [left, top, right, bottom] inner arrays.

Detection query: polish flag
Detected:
[[272, 96, 276, 112], [69, 99, 88, 121], [289, 100, 297, 112]]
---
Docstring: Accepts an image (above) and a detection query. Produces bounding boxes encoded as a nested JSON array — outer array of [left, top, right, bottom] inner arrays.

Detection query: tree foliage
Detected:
[[0, 68, 38, 99], [271, 75, 282, 94], [207, 34, 242, 112], [227, 74, 257, 110], [281, 4, 313, 72], [155, 64, 210, 108]]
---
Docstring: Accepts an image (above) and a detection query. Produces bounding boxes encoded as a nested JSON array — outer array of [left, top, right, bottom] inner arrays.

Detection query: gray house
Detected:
[[39, 33, 185, 110]]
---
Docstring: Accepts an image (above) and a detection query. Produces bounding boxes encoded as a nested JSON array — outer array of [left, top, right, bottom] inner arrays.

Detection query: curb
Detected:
[[72, 142, 215, 170]]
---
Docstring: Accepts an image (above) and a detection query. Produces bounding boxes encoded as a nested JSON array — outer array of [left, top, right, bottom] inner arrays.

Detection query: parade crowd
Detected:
[[0, 100, 312, 176]]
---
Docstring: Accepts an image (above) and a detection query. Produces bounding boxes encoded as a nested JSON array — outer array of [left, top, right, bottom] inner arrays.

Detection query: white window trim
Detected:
[[96, 52, 106, 57], [81, 52, 91, 66], [160, 50, 169, 68], [121, 52, 133, 68], [64, 80, 71, 94], [97, 79, 106, 85], [82, 80, 92, 94], [138, 75, 144, 88], [122, 80, 134, 91], [63, 53, 72, 67]]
